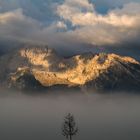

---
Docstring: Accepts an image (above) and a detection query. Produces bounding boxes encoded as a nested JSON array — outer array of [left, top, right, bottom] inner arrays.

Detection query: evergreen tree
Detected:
[[62, 113, 78, 140]]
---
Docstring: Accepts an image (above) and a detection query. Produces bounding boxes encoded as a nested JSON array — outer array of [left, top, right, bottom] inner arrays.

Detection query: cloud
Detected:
[[0, 0, 63, 24], [0, 0, 140, 58], [0, 9, 66, 42], [57, 0, 140, 46], [0, 9, 41, 39], [0, 8, 79, 55]]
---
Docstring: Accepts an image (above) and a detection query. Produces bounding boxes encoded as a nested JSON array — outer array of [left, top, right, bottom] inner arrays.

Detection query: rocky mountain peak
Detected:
[[0, 45, 140, 91]]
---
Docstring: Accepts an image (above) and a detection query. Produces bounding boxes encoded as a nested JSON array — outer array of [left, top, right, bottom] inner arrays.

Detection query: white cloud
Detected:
[[57, 0, 140, 27], [57, 0, 140, 45], [56, 21, 67, 29], [0, 0, 140, 55]]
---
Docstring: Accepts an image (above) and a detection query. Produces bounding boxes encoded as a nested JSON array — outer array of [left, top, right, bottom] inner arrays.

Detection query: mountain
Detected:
[[0, 45, 140, 92]]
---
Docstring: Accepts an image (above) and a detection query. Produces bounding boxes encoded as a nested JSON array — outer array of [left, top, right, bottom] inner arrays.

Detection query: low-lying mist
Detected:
[[0, 89, 140, 140]]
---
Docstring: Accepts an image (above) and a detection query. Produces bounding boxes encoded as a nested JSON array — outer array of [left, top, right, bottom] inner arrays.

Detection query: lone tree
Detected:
[[62, 113, 78, 140]]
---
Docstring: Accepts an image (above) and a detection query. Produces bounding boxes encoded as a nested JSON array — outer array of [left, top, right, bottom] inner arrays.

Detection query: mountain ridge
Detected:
[[0, 45, 140, 92]]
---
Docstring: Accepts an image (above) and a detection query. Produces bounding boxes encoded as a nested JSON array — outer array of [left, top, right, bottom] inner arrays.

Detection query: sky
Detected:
[[0, 0, 140, 57]]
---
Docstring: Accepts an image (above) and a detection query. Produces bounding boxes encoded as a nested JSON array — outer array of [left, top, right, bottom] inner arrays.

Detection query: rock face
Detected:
[[0, 45, 140, 91]]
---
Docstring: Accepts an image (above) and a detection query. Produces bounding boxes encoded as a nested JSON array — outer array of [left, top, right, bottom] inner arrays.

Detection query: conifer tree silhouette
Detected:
[[62, 113, 78, 140]]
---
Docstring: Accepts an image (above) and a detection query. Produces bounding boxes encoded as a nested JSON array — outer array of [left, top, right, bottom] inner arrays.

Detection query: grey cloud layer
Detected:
[[0, 8, 81, 54]]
